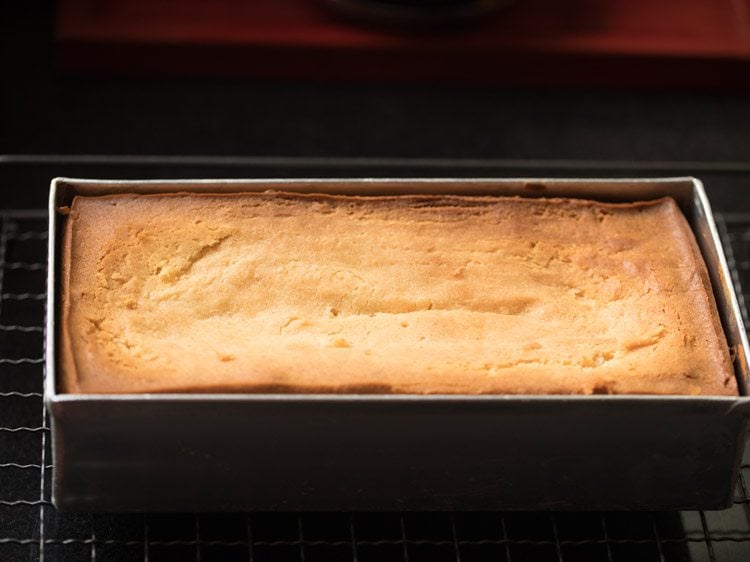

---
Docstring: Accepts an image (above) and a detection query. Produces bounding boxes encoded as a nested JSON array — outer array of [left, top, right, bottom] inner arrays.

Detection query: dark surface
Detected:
[[3, 2, 750, 167]]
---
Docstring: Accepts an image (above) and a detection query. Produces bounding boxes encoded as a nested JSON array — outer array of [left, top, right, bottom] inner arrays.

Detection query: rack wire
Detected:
[[1, 210, 749, 562]]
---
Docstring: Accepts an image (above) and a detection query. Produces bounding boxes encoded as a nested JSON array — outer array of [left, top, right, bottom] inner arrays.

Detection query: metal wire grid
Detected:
[[2, 211, 750, 562]]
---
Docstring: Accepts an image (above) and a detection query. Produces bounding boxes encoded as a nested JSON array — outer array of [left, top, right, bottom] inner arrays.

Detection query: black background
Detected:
[[3, 1, 750, 175]]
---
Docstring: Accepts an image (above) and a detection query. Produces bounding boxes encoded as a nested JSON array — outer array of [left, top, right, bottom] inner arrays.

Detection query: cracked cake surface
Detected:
[[59, 191, 736, 395]]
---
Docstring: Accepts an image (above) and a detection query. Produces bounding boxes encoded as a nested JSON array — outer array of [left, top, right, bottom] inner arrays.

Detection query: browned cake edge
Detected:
[[60, 208, 80, 394]]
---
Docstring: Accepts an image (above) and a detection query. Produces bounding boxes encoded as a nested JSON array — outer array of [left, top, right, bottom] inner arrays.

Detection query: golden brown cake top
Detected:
[[60, 192, 737, 395]]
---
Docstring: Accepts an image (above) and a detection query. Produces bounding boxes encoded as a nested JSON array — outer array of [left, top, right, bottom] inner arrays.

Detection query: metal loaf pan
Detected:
[[46, 177, 750, 512]]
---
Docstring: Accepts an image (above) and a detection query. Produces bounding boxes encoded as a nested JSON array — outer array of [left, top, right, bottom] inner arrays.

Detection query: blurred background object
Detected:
[[55, 0, 750, 88], [3, 1, 750, 169], [321, 0, 513, 27]]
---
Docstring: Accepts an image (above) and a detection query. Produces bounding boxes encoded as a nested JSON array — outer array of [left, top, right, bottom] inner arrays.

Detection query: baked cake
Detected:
[[59, 191, 737, 395]]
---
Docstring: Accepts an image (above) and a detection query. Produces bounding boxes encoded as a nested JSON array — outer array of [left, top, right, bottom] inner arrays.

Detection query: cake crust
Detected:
[[59, 191, 737, 395]]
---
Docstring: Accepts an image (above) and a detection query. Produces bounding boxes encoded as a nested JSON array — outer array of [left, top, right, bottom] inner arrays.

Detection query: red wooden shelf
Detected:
[[57, 0, 750, 87]]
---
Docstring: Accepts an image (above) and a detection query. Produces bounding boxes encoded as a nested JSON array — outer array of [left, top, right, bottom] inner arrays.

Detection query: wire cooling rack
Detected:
[[1, 209, 750, 562]]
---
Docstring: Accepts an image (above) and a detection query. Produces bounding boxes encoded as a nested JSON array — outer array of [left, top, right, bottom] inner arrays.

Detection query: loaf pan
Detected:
[[46, 177, 750, 511]]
